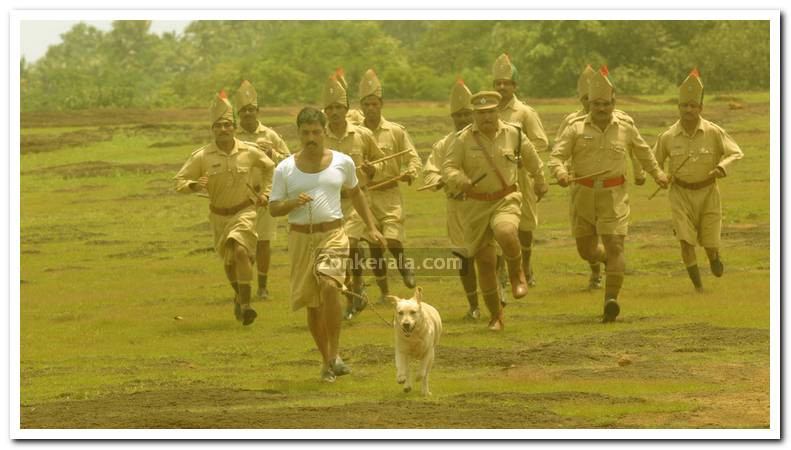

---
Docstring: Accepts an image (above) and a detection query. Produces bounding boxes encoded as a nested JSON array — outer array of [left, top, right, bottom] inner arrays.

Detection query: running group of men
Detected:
[[174, 53, 743, 382]]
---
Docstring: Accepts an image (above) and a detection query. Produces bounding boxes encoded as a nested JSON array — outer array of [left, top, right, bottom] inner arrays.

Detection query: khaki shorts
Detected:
[[461, 191, 522, 256], [210, 206, 258, 265], [364, 187, 405, 243], [569, 183, 630, 238], [288, 226, 349, 311], [255, 206, 277, 241], [446, 197, 467, 257], [669, 183, 721, 248], [518, 171, 538, 232], [341, 197, 368, 241]]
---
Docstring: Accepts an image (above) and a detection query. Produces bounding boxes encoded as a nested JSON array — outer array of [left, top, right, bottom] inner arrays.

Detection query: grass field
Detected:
[[18, 92, 771, 429]]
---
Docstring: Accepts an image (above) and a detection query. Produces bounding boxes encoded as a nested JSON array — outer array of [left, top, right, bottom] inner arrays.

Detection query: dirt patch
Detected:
[[22, 225, 105, 245], [85, 240, 130, 246], [26, 161, 182, 179], [107, 241, 169, 259], [21, 128, 115, 154], [20, 386, 590, 429], [187, 247, 215, 256], [21, 109, 209, 128], [42, 266, 88, 273]]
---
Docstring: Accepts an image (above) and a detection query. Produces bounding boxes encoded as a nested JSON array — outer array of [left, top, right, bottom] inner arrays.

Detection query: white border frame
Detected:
[[9, 9, 781, 441]]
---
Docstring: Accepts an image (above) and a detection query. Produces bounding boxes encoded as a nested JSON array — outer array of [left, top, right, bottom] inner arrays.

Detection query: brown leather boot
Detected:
[[482, 290, 504, 331], [504, 254, 528, 299]]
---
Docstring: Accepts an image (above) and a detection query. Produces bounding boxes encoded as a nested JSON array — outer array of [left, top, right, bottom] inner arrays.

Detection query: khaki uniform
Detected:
[[288, 226, 349, 311], [549, 115, 662, 237], [236, 122, 290, 241], [424, 130, 467, 255], [324, 122, 385, 239], [498, 95, 548, 232], [444, 119, 546, 256], [346, 109, 365, 124], [365, 117, 422, 243], [174, 138, 275, 263], [556, 109, 646, 180], [653, 118, 743, 247]]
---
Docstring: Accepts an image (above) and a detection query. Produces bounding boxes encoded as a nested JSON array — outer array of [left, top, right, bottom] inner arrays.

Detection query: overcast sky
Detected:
[[20, 20, 191, 62]]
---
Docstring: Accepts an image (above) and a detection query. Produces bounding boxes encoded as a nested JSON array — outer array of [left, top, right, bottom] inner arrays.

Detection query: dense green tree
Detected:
[[19, 20, 771, 111]]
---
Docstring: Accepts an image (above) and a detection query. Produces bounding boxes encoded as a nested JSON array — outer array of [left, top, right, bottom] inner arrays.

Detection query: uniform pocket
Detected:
[[610, 144, 626, 160], [669, 146, 686, 157]]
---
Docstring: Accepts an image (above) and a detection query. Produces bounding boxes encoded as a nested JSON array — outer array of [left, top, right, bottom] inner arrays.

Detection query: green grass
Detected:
[[19, 93, 771, 429]]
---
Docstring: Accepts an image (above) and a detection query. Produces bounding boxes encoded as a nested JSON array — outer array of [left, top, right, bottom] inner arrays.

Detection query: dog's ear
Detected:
[[386, 295, 401, 306], [414, 286, 423, 304]]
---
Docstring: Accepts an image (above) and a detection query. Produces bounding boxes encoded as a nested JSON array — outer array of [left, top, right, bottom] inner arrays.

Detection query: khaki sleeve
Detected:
[[548, 126, 574, 179], [554, 115, 570, 143], [629, 126, 663, 179], [271, 131, 290, 163], [716, 127, 744, 176], [522, 110, 549, 153], [629, 149, 647, 180], [400, 128, 422, 179], [173, 153, 203, 193], [519, 132, 545, 185], [442, 136, 470, 191], [652, 133, 669, 171], [423, 140, 443, 186], [252, 149, 275, 196]]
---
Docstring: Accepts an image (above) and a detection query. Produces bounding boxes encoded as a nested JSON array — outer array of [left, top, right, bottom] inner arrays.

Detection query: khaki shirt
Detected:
[[556, 109, 646, 179], [174, 138, 275, 208], [365, 117, 422, 182], [498, 95, 548, 153], [443, 119, 546, 194], [324, 121, 385, 168], [346, 109, 365, 125], [549, 114, 663, 181], [236, 121, 290, 164], [424, 130, 463, 196], [653, 118, 744, 183], [236, 121, 290, 196]]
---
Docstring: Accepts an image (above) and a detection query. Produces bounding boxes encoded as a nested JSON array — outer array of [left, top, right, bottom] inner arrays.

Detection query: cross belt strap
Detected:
[[471, 133, 510, 190]]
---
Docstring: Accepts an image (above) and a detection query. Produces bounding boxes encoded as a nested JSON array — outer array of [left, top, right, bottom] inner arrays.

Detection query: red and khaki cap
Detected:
[[679, 69, 704, 104], [359, 68, 383, 100], [577, 65, 596, 100], [588, 65, 614, 102], [210, 90, 234, 125], [493, 52, 517, 81], [234, 80, 258, 111], [449, 78, 473, 114], [470, 91, 502, 111], [323, 69, 348, 108]]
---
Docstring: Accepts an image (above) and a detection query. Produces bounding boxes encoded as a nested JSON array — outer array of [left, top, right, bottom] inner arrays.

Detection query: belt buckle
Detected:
[[593, 179, 604, 189]]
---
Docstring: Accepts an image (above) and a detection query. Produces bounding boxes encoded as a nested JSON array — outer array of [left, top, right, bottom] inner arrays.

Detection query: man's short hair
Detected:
[[296, 107, 327, 128]]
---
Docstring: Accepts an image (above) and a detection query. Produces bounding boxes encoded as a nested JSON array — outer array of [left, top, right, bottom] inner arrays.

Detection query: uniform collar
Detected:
[[584, 112, 621, 130], [239, 120, 263, 135], [209, 138, 241, 155], [671, 118, 705, 137], [499, 94, 520, 111], [471, 119, 504, 138], [367, 116, 391, 132], [325, 121, 353, 140]]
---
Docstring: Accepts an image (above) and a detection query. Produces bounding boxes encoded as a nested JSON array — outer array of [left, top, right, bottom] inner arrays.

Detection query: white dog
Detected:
[[390, 287, 442, 396]]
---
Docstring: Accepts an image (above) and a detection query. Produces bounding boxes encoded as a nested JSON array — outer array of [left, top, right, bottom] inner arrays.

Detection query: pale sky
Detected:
[[20, 20, 191, 63]]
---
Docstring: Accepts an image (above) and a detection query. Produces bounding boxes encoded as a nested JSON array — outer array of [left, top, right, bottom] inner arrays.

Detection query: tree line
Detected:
[[20, 20, 770, 111]]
